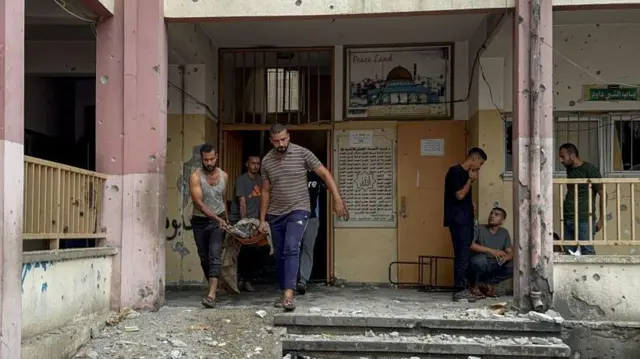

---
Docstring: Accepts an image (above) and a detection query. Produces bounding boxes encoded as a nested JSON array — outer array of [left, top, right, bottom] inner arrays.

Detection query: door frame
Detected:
[[219, 126, 335, 282]]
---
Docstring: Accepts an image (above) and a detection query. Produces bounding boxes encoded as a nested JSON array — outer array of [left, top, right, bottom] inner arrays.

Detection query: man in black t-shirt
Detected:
[[444, 147, 487, 302], [296, 170, 325, 295]]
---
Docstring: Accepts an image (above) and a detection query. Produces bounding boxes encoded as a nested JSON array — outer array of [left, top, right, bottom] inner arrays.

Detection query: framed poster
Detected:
[[345, 45, 453, 119]]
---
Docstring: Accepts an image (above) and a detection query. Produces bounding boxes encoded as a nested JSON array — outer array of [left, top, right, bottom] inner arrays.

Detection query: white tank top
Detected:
[[192, 168, 227, 217]]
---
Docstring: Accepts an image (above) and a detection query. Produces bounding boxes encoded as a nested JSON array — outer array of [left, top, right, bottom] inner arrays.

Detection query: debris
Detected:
[[189, 324, 210, 331], [255, 310, 267, 318], [532, 337, 551, 345], [309, 307, 322, 313], [527, 311, 555, 323], [168, 338, 187, 347], [170, 349, 182, 359], [488, 301, 509, 315], [87, 351, 99, 359], [123, 326, 139, 332], [106, 307, 140, 326]]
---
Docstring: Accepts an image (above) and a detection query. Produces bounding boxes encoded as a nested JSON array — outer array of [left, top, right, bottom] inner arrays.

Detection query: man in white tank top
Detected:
[[189, 144, 229, 308]]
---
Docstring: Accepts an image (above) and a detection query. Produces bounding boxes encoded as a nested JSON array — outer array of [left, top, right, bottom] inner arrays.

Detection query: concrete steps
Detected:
[[274, 313, 571, 358]]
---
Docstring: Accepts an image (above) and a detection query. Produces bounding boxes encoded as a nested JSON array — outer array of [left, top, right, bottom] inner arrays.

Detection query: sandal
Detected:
[[201, 296, 216, 308], [482, 284, 498, 298], [282, 297, 296, 312]]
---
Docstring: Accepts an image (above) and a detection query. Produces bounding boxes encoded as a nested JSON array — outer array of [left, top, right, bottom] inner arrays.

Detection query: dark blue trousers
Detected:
[[267, 210, 310, 290]]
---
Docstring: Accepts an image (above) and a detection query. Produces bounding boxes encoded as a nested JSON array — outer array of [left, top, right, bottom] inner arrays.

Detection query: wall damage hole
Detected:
[[149, 154, 157, 162], [581, 275, 587, 281], [100, 75, 109, 84], [592, 273, 600, 281], [295, 0, 302, 5]]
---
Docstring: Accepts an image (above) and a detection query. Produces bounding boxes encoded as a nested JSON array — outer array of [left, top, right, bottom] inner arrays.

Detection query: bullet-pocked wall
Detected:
[[164, 64, 218, 286], [332, 41, 470, 283], [473, 12, 640, 254]]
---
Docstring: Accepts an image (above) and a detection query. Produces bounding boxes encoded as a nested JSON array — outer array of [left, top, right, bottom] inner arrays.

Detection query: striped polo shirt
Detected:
[[261, 143, 322, 216]]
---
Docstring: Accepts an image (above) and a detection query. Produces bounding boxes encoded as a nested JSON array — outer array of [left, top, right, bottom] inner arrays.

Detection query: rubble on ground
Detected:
[[75, 306, 283, 359]]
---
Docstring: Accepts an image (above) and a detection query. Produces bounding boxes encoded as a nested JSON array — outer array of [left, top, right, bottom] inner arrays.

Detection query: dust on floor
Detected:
[[73, 289, 285, 359]]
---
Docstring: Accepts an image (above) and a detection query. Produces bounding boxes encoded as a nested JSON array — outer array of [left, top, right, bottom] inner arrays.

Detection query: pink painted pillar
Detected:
[[96, 0, 168, 310], [0, 0, 24, 358], [512, 0, 554, 311]]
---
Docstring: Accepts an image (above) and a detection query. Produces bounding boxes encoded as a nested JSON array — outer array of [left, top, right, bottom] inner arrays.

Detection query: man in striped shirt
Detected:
[[259, 124, 349, 311]]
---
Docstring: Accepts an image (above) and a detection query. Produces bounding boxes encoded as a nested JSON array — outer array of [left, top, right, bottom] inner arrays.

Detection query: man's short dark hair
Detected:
[[468, 147, 488, 161], [200, 143, 215, 156], [493, 207, 507, 219], [559, 143, 579, 157], [269, 124, 287, 135], [247, 155, 261, 160]]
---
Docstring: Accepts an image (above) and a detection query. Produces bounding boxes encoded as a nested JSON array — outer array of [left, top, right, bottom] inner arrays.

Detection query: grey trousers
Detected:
[[298, 217, 320, 284]]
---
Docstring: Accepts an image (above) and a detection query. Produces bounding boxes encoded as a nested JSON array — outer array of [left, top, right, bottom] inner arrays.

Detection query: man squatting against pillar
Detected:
[[259, 124, 349, 311], [443, 147, 487, 302], [468, 207, 514, 298], [189, 144, 230, 308]]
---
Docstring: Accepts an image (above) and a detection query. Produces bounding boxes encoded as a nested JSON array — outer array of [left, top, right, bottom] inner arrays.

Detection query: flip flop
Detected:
[[201, 296, 216, 308], [282, 297, 296, 312]]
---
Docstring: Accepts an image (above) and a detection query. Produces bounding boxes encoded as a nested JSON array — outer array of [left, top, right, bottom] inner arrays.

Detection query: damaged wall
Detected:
[[474, 20, 640, 255], [554, 255, 640, 321]]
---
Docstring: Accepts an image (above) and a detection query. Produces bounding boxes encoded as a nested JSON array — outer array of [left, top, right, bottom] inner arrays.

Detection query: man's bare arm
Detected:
[[189, 171, 223, 221], [222, 172, 229, 220], [597, 187, 605, 222], [456, 178, 473, 200], [259, 179, 271, 223], [470, 242, 495, 255], [314, 165, 342, 203], [239, 197, 248, 219]]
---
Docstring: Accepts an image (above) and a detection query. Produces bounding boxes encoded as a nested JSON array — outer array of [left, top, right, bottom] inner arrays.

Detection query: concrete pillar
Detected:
[[0, 0, 24, 358], [96, 0, 168, 310], [512, 0, 554, 311]]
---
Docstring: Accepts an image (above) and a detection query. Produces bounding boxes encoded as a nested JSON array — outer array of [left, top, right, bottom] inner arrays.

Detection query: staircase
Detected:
[[274, 309, 571, 358]]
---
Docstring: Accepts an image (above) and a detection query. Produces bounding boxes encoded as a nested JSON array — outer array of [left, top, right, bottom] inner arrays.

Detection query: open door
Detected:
[[221, 131, 244, 203], [397, 121, 467, 286]]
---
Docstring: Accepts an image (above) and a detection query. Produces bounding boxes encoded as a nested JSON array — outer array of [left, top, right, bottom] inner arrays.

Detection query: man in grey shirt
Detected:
[[468, 207, 513, 298], [230, 155, 262, 292]]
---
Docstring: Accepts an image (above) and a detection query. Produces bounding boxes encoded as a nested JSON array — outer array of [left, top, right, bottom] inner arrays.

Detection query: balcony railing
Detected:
[[23, 156, 108, 249], [553, 178, 640, 247]]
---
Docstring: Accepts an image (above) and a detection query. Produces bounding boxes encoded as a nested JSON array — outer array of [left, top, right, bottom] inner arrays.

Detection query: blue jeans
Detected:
[[267, 210, 310, 290], [563, 219, 596, 255]]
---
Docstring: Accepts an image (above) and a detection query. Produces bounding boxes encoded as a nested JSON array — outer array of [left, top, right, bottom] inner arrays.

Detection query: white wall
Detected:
[[480, 22, 640, 112], [22, 250, 115, 339]]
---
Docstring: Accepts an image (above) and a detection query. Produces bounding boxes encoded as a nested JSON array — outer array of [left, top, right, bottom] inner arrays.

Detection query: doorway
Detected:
[[221, 128, 331, 285], [396, 121, 466, 287]]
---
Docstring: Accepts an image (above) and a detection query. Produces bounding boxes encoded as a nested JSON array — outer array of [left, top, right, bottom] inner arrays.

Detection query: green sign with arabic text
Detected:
[[584, 85, 639, 102]]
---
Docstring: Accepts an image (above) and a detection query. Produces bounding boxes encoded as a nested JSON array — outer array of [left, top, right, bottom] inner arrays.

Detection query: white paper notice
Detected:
[[349, 130, 374, 147], [420, 138, 444, 156]]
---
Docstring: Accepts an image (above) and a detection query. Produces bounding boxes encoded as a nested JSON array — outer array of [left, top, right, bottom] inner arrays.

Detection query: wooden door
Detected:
[[397, 121, 467, 286]]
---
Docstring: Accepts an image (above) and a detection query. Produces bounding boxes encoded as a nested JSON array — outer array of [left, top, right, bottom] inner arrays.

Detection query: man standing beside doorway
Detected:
[[558, 143, 604, 255], [443, 147, 487, 302], [297, 170, 326, 295], [230, 155, 262, 292], [259, 124, 349, 311], [189, 144, 230, 308]]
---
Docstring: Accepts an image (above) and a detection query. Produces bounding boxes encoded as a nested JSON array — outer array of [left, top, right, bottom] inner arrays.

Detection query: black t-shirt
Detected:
[[307, 171, 325, 218], [443, 164, 473, 227]]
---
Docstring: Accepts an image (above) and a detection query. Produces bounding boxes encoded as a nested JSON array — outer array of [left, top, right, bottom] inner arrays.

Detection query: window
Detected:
[[504, 113, 602, 175], [554, 115, 600, 173], [266, 68, 304, 113], [611, 114, 640, 172]]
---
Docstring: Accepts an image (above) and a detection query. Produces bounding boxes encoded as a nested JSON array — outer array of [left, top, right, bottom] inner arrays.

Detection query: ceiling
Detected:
[[199, 13, 487, 48], [26, 0, 92, 25]]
